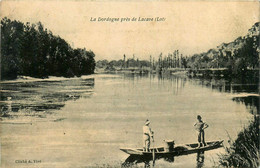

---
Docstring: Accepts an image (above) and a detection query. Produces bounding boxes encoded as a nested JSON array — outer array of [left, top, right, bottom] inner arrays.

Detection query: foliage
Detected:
[[186, 22, 259, 75], [1, 17, 96, 80], [96, 58, 151, 69], [218, 116, 259, 168]]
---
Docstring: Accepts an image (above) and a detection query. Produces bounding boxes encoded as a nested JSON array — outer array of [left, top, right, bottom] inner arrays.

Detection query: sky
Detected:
[[0, 0, 259, 60]]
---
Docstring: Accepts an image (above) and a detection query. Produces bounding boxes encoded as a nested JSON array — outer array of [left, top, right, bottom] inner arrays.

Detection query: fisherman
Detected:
[[194, 115, 209, 148], [143, 119, 154, 152]]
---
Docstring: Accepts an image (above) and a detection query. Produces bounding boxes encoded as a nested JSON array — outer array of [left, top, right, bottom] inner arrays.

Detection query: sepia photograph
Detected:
[[0, 0, 259, 167]]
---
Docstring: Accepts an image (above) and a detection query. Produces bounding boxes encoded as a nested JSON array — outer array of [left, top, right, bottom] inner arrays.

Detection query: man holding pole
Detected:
[[143, 119, 154, 152]]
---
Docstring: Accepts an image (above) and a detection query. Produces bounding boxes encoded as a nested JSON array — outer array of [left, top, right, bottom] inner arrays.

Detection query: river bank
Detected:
[[0, 75, 96, 84], [96, 67, 259, 80]]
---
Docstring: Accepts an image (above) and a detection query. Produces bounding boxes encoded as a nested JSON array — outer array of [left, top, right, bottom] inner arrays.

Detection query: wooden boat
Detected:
[[120, 140, 223, 157]]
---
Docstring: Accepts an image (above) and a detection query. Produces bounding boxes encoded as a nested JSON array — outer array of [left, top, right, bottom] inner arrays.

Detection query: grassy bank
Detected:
[[217, 116, 259, 168]]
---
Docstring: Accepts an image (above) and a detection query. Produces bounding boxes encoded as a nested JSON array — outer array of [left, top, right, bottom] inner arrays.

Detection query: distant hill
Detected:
[[187, 22, 259, 72]]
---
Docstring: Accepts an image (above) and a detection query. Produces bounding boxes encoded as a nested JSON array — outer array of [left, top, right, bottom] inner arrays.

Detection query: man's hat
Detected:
[[145, 119, 150, 125]]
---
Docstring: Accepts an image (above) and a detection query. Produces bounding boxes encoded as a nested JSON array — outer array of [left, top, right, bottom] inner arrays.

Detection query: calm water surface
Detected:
[[0, 73, 257, 168]]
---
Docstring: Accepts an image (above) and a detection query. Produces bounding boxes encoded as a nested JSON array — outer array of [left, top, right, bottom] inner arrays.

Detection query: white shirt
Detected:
[[143, 125, 153, 136]]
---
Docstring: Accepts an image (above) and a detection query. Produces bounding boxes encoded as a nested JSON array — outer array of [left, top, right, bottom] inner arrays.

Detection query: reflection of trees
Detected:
[[155, 73, 187, 95], [232, 96, 259, 115], [123, 73, 187, 95], [188, 78, 258, 115], [0, 78, 94, 119], [190, 78, 258, 94]]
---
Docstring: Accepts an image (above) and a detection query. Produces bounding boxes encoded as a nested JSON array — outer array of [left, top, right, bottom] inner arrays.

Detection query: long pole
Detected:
[[152, 137, 155, 166]]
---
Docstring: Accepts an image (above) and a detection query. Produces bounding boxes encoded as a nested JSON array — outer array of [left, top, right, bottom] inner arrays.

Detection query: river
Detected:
[[0, 73, 257, 168]]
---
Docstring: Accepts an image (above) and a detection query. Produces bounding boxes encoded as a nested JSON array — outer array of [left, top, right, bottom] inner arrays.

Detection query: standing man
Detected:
[[143, 119, 154, 152], [194, 115, 209, 148]]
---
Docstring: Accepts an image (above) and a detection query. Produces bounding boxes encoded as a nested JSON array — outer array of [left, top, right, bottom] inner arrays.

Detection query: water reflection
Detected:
[[232, 96, 259, 115], [122, 152, 204, 168], [196, 151, 205, 168], [123, 73, 187, 95], [122, 154, 173, 168], [0, 73, 255, 168], [0, 78, 94, 121], [188, 77, 259, 115], [121, 72, 258, 116], [189, 78, 258, 94]]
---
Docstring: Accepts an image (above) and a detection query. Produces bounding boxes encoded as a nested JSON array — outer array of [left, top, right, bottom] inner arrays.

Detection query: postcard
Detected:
[[0, 0, 259, 167]]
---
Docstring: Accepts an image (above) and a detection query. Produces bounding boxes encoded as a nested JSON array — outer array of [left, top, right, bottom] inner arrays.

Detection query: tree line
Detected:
[[1, 17, 96, 80], [97, 22, 259, 76], [96, 58, 150, 70], [96, 51, 188, 71], [186, 22, 259, 74]]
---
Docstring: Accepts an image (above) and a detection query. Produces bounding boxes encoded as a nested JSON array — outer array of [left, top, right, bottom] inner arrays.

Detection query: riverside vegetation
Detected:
[[97, 22, 259, 81], [217, 116, 259, 168], [1, 17, 96, 80]]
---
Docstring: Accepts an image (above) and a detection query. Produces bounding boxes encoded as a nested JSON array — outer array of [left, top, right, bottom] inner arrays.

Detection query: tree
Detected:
[[1, 18, 96, 80], [1, 18, 26, 79]]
